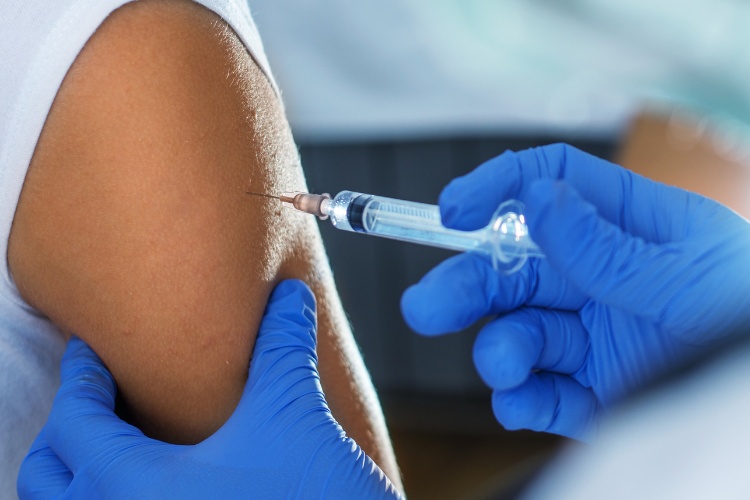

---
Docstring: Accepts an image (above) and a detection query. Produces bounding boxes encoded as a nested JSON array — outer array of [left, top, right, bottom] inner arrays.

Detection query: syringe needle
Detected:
[[245, 190, 330, 219], [245, 191, 309, 208], [245, 191, 281, 200]]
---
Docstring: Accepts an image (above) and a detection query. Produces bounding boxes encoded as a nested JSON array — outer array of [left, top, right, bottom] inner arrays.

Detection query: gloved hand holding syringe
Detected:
[[251, 190, 544, 273]]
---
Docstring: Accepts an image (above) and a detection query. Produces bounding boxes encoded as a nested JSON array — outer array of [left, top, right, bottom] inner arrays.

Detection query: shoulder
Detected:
[[8, 0, 303, 442]]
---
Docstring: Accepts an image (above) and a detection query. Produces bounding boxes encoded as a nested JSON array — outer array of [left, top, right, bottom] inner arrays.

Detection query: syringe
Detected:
[[275, 190, 544, 273]]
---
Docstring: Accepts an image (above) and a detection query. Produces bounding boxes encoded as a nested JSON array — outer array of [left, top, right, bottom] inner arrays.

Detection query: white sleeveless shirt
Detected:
[[0, 1, 277, 496]]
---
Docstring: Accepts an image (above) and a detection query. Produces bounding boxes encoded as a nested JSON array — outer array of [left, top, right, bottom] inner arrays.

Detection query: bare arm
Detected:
[[8, 0, 400, 487]]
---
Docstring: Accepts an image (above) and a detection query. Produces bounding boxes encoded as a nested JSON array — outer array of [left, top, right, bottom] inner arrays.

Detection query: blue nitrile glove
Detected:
[[401, 143, 750, 441], [18, 280, 402, 500]]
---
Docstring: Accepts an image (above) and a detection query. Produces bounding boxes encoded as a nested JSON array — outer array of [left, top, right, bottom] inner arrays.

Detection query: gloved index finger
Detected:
[[439, 143, 688, 242], [17, 428, 72, 499], [401, 252, 586, 336], [46, 337, 148, 472]]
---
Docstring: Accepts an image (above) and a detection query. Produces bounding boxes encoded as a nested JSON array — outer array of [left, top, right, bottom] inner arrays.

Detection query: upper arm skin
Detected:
[[8, 0, 400, 486]]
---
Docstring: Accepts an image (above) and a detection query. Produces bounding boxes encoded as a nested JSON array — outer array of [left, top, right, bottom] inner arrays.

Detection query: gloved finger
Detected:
[[46, 337, 146, 471], [17, 429, 72, 499], [525, 179, 690, 324], [401, 252, 586, 335], [439, 143, 684, 242], [438, 149, 524, 231], [492, 372, 600, 441], [203, 279, 323, 460], [473, 308, 589, 391], [246, 279, 318, 397]]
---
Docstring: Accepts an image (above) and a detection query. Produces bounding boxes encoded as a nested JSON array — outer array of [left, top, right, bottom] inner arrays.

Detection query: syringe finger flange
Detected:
[[487, 200, 542, 274]]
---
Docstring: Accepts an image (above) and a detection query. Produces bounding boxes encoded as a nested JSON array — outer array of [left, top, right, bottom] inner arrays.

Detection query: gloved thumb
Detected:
[[525, 180, 688, 322], [203, 279, 325, 462], [247, 279, 319, 395]]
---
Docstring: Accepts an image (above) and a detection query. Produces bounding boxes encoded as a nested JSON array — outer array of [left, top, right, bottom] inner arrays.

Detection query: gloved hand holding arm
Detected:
[[401, 143, 750, 441], [18, 280, 402, 499]]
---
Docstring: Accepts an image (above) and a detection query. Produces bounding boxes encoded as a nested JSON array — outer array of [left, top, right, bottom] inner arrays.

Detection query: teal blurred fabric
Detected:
[[250, 0, 750, 154]]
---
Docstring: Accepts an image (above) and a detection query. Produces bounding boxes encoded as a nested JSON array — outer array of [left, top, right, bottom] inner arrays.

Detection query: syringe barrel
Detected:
[[327, 191, 488, 252], [326, 190, 543, 273]]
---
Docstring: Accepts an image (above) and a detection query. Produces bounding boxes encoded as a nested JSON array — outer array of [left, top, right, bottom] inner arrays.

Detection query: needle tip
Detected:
[[245, 191, 280, 200]]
